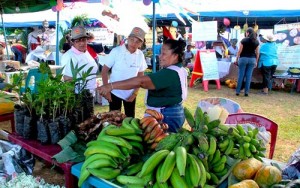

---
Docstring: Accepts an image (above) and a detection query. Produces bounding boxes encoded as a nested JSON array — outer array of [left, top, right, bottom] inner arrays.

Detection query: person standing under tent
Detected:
[[11, 41, 27, 64], [101, 27, 148, 118], [98, 39, 188, 133], [228, 39, 239, 56], [235, 27, 259, 97], [184, 44, 194, 67], [257, 34, 279, 95]]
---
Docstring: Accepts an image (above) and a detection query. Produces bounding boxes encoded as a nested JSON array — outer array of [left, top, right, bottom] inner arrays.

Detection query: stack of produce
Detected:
[[225, 79, 237, 89], [78, 106, 268, 187]]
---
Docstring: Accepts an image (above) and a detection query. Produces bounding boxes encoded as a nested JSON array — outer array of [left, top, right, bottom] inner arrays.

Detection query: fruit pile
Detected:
[[225, 79, 237, 89], [78, 107, 268, 187]]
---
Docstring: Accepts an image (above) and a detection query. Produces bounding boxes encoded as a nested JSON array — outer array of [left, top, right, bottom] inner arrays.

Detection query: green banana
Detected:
[[82, 153, 113, 170], [207, 136, 217, 155], [218, 138, 230, 152], [120, 146, 130, 158], [252, 127, 259, 138], [88, 167, 121, 180], [130, 118, 142, 131], [156, 163, 163, 183], [212, 155, 227, 168], [116, 175, 145, 185], [207, 119, 220, 131], [121, 117, 134, 129], [184, 163, 194, 188], [125, 162, 144, 176], [128, 141, 144, 154], [242, 135, 252, 143], [175, 146, 187, 177], [78, 167, 90, 187], [194, 107, 204, 130], [170, 167, 188, 188], [236, 124, 245, 136], [212, 162, 225, 173], [86, 157, 118, 169], [192, 155, 207, 188], [97, 124, 117, 138], [238, 145, 245, 159], [182, 134, 195, 147], [187, 154, 201, 187], [121, 135, 143, 142], [86, 140, 123, 155], [84, 144, 125, 160], [198, 135, 209, 153], [243, 142, 252, 157], [142, 170, 154, 187], [249, 143, 257, 153], [215, 167, 228, 178], [159, 151, 176, 183], [184, 107, 195, 128], [155, 133, 180, 151], [224, 139, 235, 155], [209, 172, 219, 185], [210, 149, 221, 164], [247, 130, 254, 138], [105, 127, 142, 136], [97, 134, 133, 150], [139, 150, 170, 177]]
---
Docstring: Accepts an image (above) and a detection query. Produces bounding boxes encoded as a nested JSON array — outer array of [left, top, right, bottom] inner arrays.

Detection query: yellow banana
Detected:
[[187, 154, 201, 187], [97, 134, 133, 150], [88, 167, 121, 180], [116, 175, 145, 185], [170, 167, 188, 188], [139, 150, 170, 177], [175, 146, 187, 177], [159, 151, 176, 183]]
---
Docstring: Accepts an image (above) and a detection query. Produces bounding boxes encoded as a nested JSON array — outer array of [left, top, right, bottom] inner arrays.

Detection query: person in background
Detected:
[[184, 44, 194, 67], [61, 26, 98, 96], [27, 27, 40, 52], [11, 40, 27, 64], [62, 34, 72, 53], [228, 39, 238, 56], [98, 39, 187, 132], [235, 27, 260, 97], [101, 27, 148, 118], [257, 34, 279, 95]]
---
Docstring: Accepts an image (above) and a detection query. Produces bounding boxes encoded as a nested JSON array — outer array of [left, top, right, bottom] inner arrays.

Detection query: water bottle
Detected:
[[28, 76, 35, 91]]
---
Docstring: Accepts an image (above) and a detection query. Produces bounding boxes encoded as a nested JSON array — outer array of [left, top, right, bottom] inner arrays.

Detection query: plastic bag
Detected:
[[282, 146, 300, 179], [0, 140, 35, 183]]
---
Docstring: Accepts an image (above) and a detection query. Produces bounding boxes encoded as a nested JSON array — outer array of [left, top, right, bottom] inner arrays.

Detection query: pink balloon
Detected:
[[143, 0, 152, 6], [223, 18, 230, 26], [51, 6, 57, 12]]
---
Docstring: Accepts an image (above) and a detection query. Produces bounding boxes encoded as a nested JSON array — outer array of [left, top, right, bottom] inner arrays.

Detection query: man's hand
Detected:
[[126, 93, 137, 102]]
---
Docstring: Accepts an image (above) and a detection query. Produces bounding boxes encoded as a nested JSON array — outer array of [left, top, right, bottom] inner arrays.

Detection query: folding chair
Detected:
[[225, 112, 278, 159], [198, 97, 243, 114]]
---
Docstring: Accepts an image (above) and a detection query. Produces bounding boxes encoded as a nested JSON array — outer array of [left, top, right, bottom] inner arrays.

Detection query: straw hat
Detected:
[[262, 34, 276, 42]]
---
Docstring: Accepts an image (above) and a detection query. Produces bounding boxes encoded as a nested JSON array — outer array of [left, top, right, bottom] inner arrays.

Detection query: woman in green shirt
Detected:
[[97, 39, 188, 132]]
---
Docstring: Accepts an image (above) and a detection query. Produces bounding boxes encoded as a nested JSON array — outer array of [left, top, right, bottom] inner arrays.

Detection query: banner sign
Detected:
[[86, 28, 114, 47], [192, 21, 218, 42], [199, 50, 220, 80]]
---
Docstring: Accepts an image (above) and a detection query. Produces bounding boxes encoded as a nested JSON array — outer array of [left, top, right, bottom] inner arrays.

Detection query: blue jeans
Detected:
[[161, 103, 185, 133], [11, 46, 23, 63], [236, 57, 256, 94]]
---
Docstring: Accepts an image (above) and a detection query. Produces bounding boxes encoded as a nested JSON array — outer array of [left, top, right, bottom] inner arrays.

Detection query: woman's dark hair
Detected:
[[246, 27, 257, 42], [164, 39, 186, 62]]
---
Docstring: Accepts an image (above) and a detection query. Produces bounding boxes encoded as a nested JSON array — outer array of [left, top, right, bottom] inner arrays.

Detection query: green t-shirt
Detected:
[[147, 63, 183, 107]]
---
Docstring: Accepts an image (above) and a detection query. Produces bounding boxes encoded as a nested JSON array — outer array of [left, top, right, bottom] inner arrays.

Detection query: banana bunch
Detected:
[[78, 117, 145, 187], [140, 109, 170, 150], [232, 124, 266, 160]]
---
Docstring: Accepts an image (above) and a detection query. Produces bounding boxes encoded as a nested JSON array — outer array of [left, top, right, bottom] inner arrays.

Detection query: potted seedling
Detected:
[[21, 89, 37, 139]]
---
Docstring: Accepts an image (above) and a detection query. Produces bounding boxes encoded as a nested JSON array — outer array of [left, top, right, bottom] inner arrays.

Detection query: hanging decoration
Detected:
[[223, 18, 230, 26], [56, 0, 64, 11], [51, 6, 57, 12]]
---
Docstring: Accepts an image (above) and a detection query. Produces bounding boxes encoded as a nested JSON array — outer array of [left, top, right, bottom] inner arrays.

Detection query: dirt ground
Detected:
[[0, 122, 66, 187]]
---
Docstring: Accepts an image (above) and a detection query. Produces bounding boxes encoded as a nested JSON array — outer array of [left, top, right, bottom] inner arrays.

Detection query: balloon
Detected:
[[223, 18, 230, 26], [143, 0, 152, 6], [171, 21, 178, 27], [56, 0, 64, 11], [51, 6, 57, 12]]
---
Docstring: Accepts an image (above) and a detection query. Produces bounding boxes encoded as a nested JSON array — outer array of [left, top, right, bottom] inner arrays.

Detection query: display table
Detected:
[[6, 132, 75, 188], [273, 73, 300, 93], [71, 162, 121, 188]]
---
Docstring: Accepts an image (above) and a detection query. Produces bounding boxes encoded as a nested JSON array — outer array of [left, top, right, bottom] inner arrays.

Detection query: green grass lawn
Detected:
[[95, 83, 300, 163]]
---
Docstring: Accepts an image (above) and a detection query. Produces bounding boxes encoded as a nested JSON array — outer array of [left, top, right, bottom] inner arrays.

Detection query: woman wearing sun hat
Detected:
[[258, 34, 279, 95]]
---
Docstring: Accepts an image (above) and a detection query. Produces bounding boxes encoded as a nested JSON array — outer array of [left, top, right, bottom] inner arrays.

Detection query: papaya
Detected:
[[254, 165, 282, 188], [229, 179, 259, 188], [232, 158, 263, 181]]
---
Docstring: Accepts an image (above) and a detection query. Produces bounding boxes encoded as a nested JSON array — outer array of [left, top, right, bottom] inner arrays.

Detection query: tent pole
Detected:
[[55, 10, 60, 65], [152, 2, 156, 73], [0, 10, 10, 60]]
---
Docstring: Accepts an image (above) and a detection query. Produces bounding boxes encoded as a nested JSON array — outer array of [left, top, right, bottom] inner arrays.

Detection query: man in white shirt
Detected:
[[101, 27, 147, 117]]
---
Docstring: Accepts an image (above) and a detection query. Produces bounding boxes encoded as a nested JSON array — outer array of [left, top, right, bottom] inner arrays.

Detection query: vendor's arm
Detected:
[[101, 65, 110, 85], [235, 43, 243, 65], [126, 71, 144, 102], [255, 46, 260, 67]]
